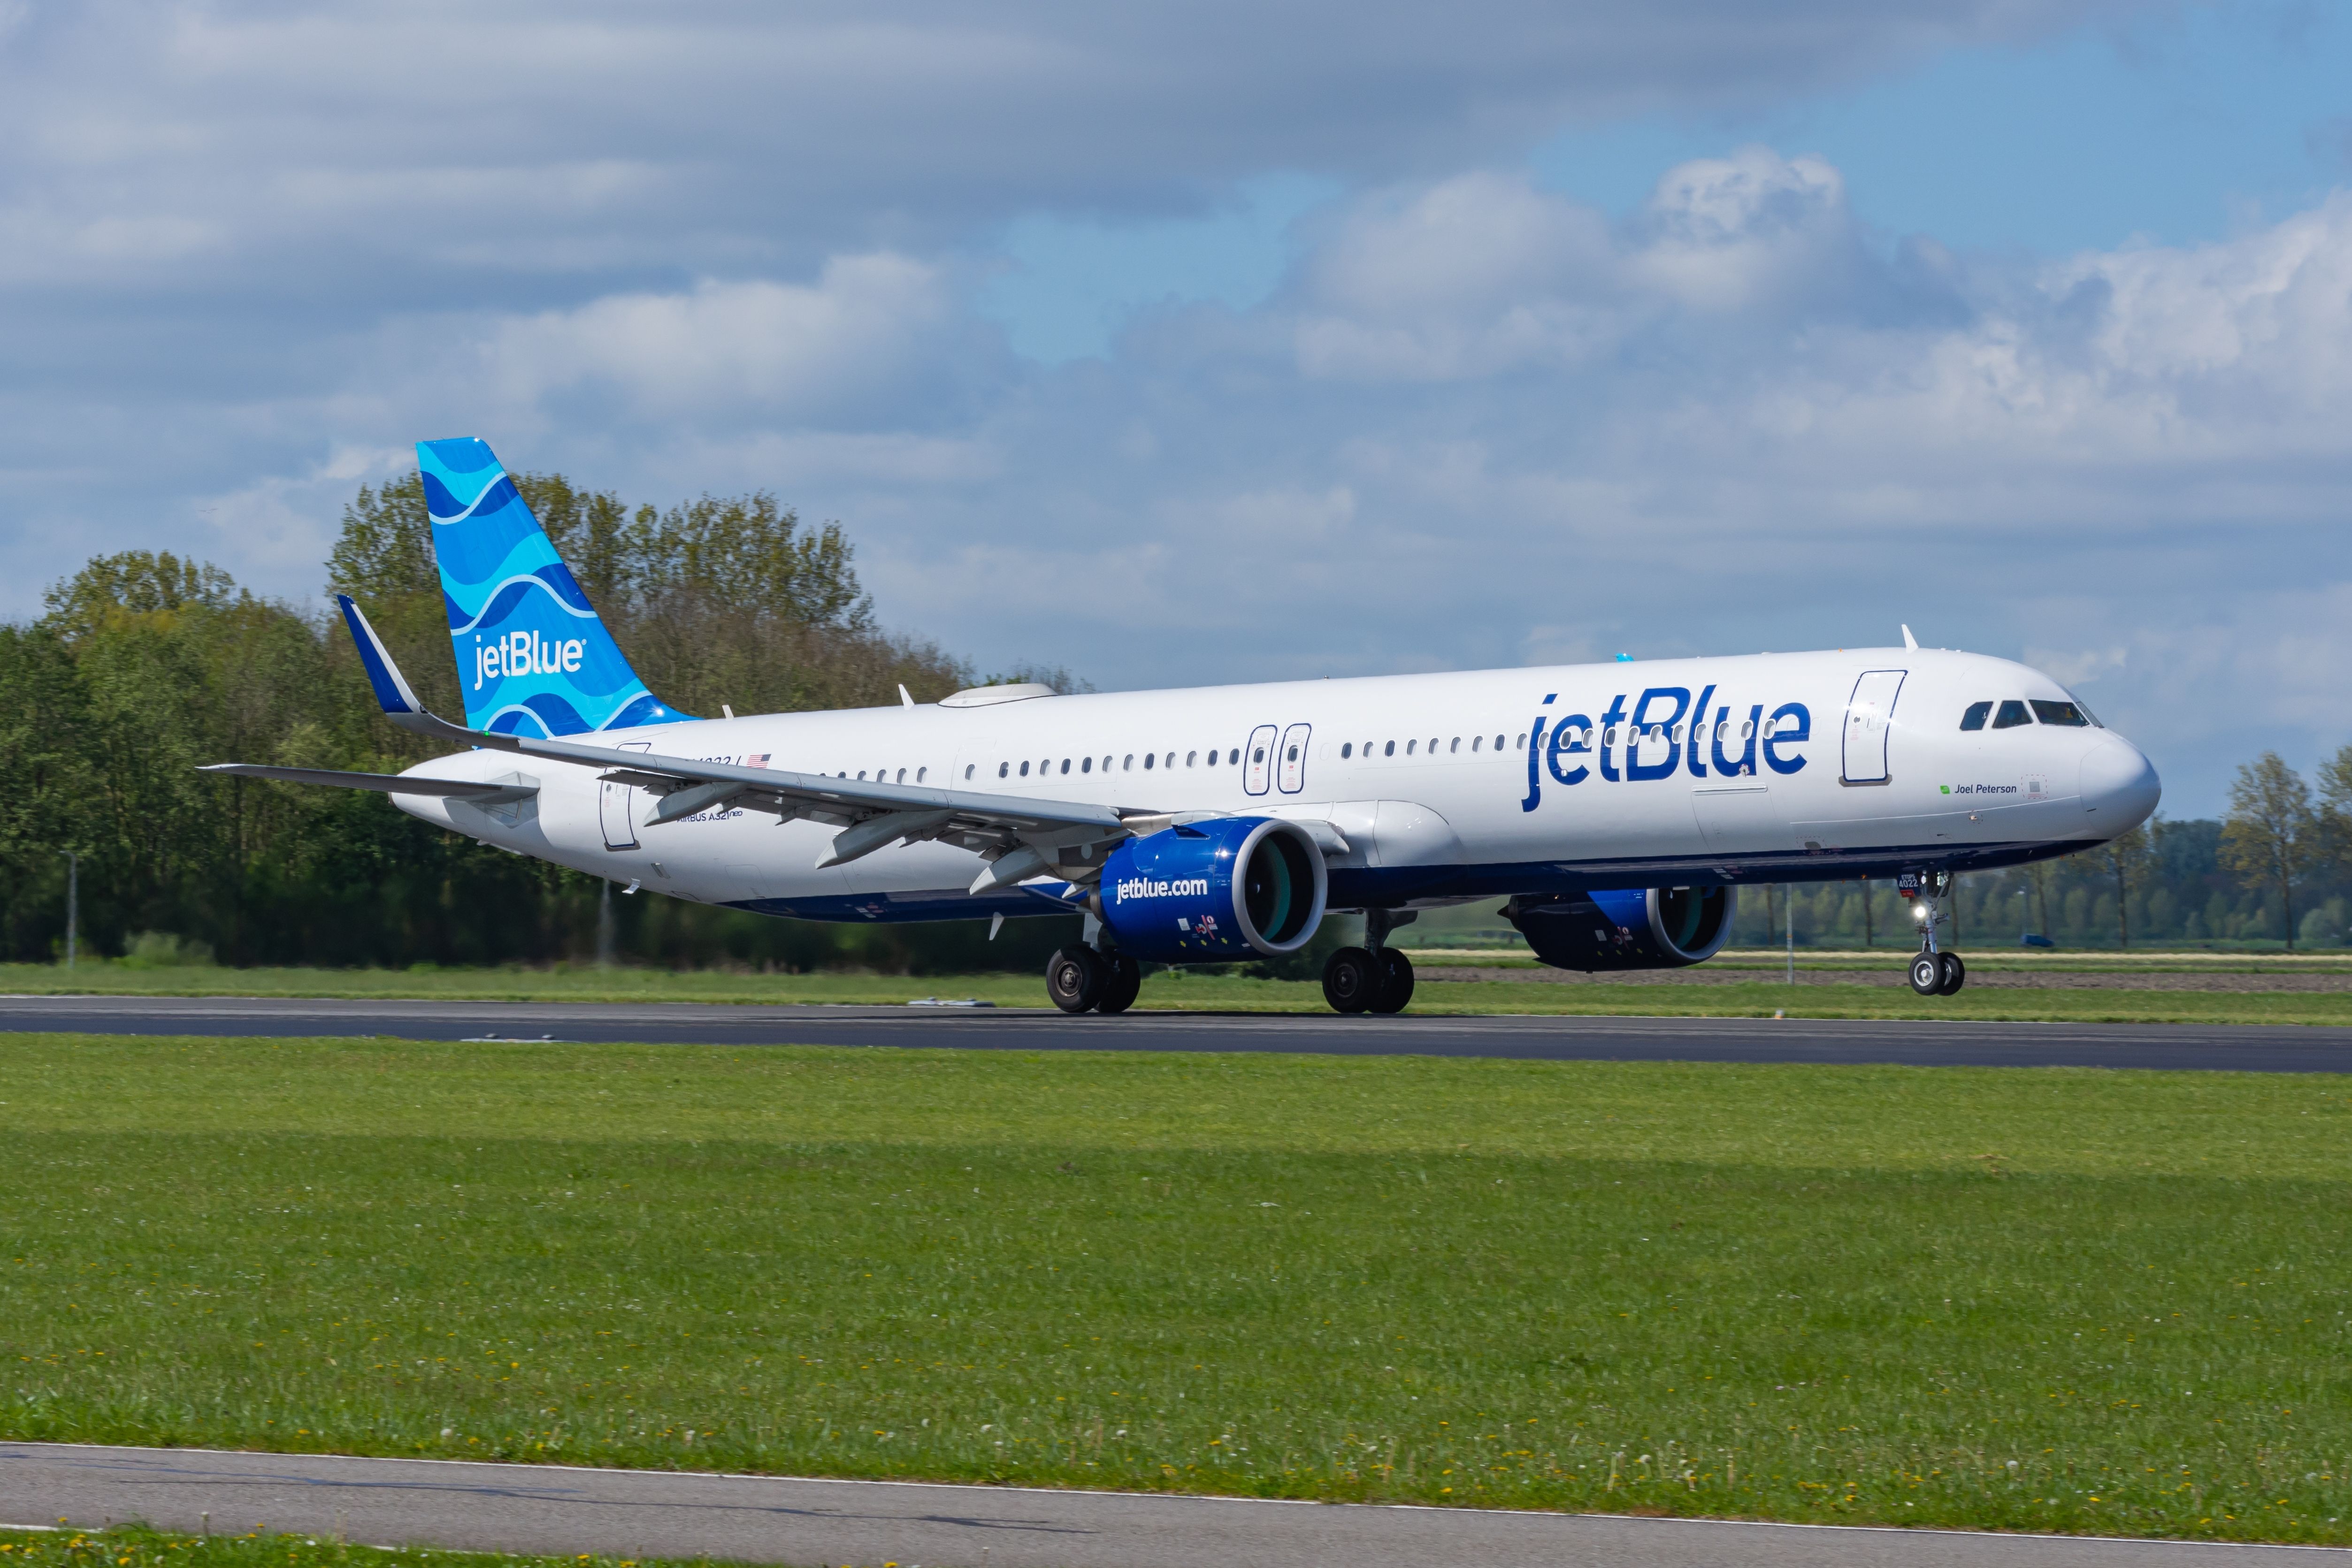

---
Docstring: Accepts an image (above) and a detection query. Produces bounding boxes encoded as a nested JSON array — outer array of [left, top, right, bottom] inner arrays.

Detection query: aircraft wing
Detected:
[[318, 595, 1145, 892]]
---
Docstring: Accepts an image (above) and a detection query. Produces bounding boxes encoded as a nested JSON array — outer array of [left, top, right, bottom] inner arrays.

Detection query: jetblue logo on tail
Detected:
[[420, 437, 686, 737], [474, 631, 587, 688]]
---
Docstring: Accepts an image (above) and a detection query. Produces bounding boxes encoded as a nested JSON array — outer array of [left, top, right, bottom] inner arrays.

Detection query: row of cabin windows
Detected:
[[975, 747, 1249, 782], [1339, 718, 1773, 759], [1958, 698, 2095, 732], [827, 717, 1790, 788]]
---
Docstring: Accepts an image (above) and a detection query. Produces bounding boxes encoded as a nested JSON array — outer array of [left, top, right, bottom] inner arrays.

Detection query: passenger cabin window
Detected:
[[1205, 749, 1217, 766], [2030, 700, 2091, 727], [999, 762, 1009, 778], [1081, 757, 1093, 773], [1406, 740, 1417, 755], [1341, 742, 1353, 758], [1144, 752, 1155, 769], [1187, 751, 1197, 766], [1494, 733, 1504, 750], [1228, 748, 1240, 764], [1384, 741, 1396, 757], [1960, 701, 1992, 732], [1019, 761, 1030, 776], [1992, 700, 2033, 729]]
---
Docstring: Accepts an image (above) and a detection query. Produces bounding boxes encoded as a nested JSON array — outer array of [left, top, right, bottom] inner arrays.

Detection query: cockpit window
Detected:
[[1959, 701, 1992, 732], [1992, 700, 2033, 729], [2030, 699, 2091, 727]]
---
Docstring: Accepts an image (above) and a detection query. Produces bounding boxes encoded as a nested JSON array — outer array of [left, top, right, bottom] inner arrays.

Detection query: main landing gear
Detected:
[[1323, 909, 1416, 1015], [1900, 870, 1968, 997], [1046, 943, 1142, 1015]]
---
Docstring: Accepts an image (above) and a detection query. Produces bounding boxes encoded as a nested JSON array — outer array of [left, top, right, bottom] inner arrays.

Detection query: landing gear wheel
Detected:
[[1047, 945, 1108, 1013], [1097, 953, 1143, 1015], [1322, 947, 1379, 1014], [1937, 951, 1967, 996], [1368, 948, 1416, 1015], [1908, 953, 1943, 997]]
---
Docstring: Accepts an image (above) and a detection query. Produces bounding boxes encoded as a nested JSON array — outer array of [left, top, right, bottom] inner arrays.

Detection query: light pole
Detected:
[[60, 850, 77, 970]]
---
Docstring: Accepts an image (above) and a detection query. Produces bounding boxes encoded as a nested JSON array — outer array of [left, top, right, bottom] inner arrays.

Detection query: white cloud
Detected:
[[480, 259, 953, 420]]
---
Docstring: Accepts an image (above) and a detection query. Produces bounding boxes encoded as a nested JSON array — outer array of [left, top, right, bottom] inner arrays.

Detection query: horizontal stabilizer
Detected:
[[201, 764, 537, 805]]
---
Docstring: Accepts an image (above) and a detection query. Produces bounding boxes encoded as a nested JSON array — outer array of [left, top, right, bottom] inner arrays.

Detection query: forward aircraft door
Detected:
[[1244, 725, 1277, 795], [600, 741, 652, 849], [1278, 723, 1310, 793], [1841, 670, 1906, 785]]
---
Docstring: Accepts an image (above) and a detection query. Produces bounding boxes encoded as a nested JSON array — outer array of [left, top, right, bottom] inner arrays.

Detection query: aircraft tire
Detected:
[[1908, 953, 1943, 996], [1368, 948, 1416, 1014], [1047, 945, 1108, 1013], [1097, 953, 1143, 1015], [1322, 947, 1379, 1014], [1937, 951, 1967, 996]]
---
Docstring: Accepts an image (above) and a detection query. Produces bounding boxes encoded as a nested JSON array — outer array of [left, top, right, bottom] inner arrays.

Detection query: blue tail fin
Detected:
[[419, 437, 687, 736]]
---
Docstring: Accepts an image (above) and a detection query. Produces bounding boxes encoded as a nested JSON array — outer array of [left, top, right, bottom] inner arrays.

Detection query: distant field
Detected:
[[5, 1033, 2352, 1544], [5, 960, 2352, 1025]]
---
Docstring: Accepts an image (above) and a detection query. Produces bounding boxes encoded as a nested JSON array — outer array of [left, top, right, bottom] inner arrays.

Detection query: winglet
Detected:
[[1901, 624, 1919, 650], [338, 594, 423, 716]]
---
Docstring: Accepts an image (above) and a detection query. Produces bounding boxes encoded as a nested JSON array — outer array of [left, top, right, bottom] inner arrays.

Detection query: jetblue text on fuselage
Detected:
[[1522, 686, 1812, 811]]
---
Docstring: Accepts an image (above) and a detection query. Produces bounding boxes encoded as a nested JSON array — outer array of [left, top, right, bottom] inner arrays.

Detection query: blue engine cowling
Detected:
[[1502, 886, 1737, 971], [1100, 818, 1328, 964]]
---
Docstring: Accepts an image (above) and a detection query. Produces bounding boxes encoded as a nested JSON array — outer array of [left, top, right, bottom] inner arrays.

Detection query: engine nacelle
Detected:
[[1100, 818, 1328, 964], [1503, 886, 1737, 971]]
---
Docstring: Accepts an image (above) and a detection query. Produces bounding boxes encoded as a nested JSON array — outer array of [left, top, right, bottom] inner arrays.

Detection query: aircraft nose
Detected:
[[2079, 734, 2160, 831]]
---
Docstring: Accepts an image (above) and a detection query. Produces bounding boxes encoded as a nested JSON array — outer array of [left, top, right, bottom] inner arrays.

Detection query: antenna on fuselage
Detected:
[[1901, 624, 1919, 650]]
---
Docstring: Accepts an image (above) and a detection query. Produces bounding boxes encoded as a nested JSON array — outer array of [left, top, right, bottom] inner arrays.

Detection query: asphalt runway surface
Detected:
[[6, 1443, 2344, 1568], [7, 993, 2352, 1072]]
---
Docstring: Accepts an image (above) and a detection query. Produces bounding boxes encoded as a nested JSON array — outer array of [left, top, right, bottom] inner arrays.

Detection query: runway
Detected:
[[7, 993, 2352, 1071], [4, 1442, 2340, 1568]]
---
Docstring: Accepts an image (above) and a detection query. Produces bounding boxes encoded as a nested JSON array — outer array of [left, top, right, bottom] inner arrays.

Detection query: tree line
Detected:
[[0, 472, 1078, 971], [1729, 752, 2352, 952], [3, 471, 2348, 965]]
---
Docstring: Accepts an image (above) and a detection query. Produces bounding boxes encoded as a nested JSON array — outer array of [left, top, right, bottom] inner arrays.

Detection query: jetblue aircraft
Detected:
[[208, 438, 2162, 1014]]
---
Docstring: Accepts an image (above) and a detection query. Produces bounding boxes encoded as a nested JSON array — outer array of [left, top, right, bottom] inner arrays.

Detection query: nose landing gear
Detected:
[[1900, 871, 1968, 997]]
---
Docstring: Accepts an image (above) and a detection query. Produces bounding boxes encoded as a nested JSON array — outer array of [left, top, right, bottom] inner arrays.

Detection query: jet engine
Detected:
[[1099, 818, 1327, 964], [1502, 886, 1737, 971]]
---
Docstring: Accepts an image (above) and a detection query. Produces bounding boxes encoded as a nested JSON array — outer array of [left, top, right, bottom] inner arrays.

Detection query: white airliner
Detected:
[[208, 438, 2161, 1014]]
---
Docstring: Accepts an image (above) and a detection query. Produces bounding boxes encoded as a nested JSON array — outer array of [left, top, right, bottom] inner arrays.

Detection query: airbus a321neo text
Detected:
[[209, 438, 2163, 1015]]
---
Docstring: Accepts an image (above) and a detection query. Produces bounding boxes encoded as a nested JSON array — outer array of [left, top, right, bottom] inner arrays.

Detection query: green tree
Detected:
[[2097, 822, 2153, 947], [2221, 752, 2315, 950]]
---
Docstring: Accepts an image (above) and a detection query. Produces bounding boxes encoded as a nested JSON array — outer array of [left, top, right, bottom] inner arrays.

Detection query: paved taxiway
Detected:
[[7, 1442, 2344, 1568], [6, 992, 2352, 1071]]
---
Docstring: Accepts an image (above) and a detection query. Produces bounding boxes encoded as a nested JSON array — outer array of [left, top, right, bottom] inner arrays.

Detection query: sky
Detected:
[[2, 0, 2349, 816]]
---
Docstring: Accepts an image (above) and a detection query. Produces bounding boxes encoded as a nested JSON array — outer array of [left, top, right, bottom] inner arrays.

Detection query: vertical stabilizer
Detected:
[[419, 437, 685, 736]]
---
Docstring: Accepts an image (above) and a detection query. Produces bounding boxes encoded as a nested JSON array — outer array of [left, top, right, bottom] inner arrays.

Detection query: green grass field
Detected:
[[4, 961, 2350, 1025], [5, 1033, 2352, 1543], [0, 1525, 680, 1568]]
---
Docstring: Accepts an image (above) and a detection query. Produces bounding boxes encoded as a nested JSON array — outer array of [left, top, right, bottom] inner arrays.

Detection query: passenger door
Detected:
[[1244, 724, 1277, 795], [1278, 723, 1311, 794], [599, 740, 652, 849], [1841, 670, 1907, 785]]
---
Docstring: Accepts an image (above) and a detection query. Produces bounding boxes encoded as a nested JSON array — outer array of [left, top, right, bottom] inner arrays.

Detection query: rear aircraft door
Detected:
[[1244, 724, 1277, 795], [1278, 723, 1311, 794], [600, 740, 652, 849], [1841, 670, 1907, 785]]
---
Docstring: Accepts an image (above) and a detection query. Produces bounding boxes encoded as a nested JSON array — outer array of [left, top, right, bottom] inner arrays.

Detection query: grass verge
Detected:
[[4, 1033, 2352, 1542], [0, 1525, 686, 1568], [3, 964, 2351, 1025]]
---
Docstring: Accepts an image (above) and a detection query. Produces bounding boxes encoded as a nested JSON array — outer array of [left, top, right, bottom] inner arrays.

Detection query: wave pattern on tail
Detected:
[[419, 436, 686, 737]]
